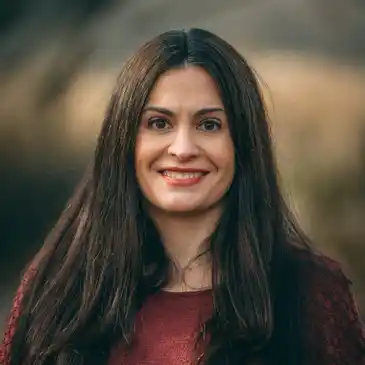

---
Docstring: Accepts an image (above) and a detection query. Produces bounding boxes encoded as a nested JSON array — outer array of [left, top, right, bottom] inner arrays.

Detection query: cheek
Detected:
[[135, 134, 157, 167], [211, 138, 235, 175], [209, 147, 235, 204], [135, 135, 167, 187], [134, 139, 152, 184]]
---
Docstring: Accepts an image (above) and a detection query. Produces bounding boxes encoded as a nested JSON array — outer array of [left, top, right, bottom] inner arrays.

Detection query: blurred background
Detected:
[[1, 0, 365, 326]]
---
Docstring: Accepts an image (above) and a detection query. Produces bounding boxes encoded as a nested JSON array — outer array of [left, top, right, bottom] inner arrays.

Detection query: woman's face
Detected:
[[135, 66, 235, 214]]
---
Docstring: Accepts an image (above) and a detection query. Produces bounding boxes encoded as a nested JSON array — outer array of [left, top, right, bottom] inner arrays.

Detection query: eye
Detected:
[[147, 117, 171, 130], [198, 119, 221, 132]]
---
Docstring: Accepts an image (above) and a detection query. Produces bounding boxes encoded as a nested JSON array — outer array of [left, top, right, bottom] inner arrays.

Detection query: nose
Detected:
[[167, 127, 199, 161]]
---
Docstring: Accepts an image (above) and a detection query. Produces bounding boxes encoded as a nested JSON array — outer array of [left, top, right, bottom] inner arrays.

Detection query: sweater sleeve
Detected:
[[0, 270, 32, 365], [300, 256, 365, 365]]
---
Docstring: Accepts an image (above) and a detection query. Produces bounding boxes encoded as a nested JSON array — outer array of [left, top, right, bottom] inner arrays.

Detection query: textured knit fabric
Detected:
[[108, 289, 213, 365], [298, 253, 365, 364], [1, 251, 365, 365]]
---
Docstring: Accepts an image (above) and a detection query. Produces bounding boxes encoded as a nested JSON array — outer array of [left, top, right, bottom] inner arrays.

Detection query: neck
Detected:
[[149, 206, 222, 291]]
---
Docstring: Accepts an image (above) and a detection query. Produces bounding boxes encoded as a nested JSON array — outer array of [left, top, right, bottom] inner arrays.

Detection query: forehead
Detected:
[[146, 66, 224, 108]]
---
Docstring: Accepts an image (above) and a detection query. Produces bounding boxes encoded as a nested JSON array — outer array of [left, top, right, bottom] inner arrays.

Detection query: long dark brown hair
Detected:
[[9, 28, 313, 365]]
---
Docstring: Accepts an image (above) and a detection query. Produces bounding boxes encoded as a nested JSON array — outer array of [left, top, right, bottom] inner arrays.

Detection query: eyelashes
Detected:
[[199, 119, 221, 132], [147, 117, 171, 130], [146, 116, 222, 132]]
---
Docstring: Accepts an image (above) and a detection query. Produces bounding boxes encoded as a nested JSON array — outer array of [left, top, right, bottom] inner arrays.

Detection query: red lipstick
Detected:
[[159, 168, 208, 187]]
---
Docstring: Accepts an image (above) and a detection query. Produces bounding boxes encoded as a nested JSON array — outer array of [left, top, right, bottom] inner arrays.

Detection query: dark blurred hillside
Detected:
[[2, 0, 365, 65]]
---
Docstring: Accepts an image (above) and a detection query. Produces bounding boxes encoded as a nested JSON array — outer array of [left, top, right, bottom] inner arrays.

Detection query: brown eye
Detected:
[[198, 119, 221, 132], [147, 117, 171, 130]]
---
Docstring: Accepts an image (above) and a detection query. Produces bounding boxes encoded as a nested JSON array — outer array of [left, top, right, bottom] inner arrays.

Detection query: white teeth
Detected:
[[162, 171, 204, 179]]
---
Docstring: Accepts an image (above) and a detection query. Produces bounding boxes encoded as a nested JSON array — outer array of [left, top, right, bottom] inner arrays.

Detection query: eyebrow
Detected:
[[143, 106, 225, 117]]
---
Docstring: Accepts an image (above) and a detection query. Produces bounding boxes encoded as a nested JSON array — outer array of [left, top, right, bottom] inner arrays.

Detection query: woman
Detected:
[[1, 28, 364, 365]]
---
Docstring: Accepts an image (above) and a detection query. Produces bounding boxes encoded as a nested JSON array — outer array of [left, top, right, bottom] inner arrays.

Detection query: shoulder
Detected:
[[293, 247, 350, 291], [290, 246, 358, 324], [0, 265, 36, 365], [289, 247, 365, 364]]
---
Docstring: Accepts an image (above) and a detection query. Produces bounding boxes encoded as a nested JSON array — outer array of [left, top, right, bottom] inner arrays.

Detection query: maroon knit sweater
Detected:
[[1, 252, 365, 364]]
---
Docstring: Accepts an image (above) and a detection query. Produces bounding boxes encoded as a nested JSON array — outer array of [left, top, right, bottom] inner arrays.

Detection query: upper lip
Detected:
[[158, 167, 210, 173]]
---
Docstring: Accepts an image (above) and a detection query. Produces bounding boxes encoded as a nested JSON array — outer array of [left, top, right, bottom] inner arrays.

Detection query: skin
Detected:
[[135, 66, 235, 291]]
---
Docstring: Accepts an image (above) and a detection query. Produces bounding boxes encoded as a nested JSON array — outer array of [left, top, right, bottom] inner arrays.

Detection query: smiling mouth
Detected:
[[161, 171, 206, 179], [159, 170, 209, 186]]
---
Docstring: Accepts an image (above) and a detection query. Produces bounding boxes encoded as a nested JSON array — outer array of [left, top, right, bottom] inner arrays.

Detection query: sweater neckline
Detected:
[[159, 287, 212, 298]]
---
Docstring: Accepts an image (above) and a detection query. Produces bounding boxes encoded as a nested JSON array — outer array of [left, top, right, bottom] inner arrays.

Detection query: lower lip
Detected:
[[161, 173, 206, 187]]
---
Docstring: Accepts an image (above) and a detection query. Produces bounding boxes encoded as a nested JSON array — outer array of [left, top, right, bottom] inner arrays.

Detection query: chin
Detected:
[[160, 203, 202, 214], [154, 198, 207, 214]]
